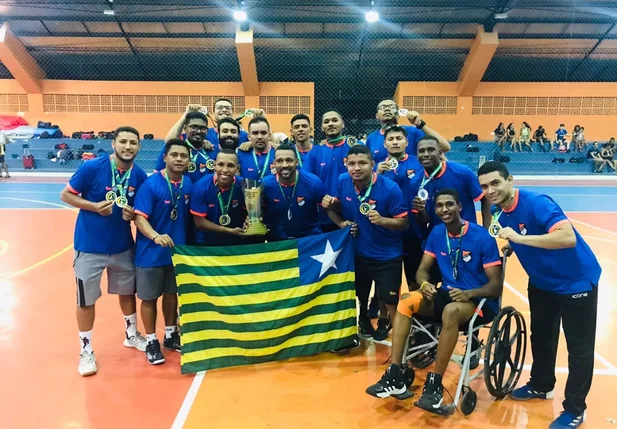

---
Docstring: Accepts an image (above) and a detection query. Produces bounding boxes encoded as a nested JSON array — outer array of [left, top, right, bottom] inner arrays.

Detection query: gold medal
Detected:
[[219, 214, 231, 226], [115, 196, 128, 208], [388, 158, 399, 170], [170, 208, 178, 221], [489, 223, 502, 238], [417, 188, 429, 201], [347, 136, 357, 147], [206, 159, 215, 171], [359, 202, 371, 215], [105, 191, 116, 202], [187, 162, 197, 173]]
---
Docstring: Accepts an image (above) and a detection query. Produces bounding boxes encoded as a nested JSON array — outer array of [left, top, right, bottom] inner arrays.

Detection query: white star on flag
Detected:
[[311, 240, 342, 278]]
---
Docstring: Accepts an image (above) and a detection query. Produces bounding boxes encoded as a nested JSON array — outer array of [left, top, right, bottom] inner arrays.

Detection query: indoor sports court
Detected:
[[1, 177, 616, 428]]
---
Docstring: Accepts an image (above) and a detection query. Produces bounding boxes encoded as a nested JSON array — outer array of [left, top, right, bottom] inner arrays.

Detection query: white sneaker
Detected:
[[79, 351, 97, 376], [124, 331, 147, 352]]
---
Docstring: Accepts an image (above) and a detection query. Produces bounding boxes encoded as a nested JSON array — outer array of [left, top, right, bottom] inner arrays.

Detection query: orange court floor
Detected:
[[0, 179, 616, 429]]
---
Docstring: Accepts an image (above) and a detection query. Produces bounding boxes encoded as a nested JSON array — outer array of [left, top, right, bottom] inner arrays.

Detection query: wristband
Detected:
[[417, 119, 427, 130], [152, 234, 160, 242], [420, 281, 430, 290]]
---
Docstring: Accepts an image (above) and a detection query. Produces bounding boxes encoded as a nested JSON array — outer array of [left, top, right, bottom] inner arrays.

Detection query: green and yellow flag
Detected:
[[172, 228, 357, 373]]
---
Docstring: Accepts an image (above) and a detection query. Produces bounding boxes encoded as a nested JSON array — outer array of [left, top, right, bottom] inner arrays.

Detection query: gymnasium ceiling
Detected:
[[1, 0, 617, 115]]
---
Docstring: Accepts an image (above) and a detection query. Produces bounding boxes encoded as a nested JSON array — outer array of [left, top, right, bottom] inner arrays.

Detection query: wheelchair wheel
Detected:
[[407, 324, 440, 369], [483, 306, 527, 399], [461, 386, 477, 416]]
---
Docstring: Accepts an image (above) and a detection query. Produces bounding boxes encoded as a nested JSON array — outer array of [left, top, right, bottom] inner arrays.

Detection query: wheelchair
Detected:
[[400, 252, 527, 416]]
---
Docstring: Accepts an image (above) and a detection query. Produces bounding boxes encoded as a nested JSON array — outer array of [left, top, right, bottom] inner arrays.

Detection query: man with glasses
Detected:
[[366, 99, 450, 164]]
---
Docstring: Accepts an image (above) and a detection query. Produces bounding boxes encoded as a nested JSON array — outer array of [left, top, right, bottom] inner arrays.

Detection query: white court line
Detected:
[[583, 236, 617, 245], [0, 190, 62, 194], [599, 258, 617, 268], [171, 371, 206, 429], [570, 218, 617, 238]]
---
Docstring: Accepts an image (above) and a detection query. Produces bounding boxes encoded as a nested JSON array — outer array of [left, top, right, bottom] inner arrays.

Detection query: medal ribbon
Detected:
[[185, 140, 210, 164], [326, 136, 345, 145], [277, 172, 298, 212], [163, 170, 184, 213], [356, 176, 374, 204], [251, 149, 272, 179], [110, 157, 132, 198], [419, 162, 443, 191], [293, 143, 311, 168], [446, 222, 466, 278], [216, 185, 234, 217]]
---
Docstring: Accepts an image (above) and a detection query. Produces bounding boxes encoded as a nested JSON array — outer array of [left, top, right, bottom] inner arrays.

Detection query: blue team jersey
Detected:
[[205, 127, 249, 147], [366, 125, 426, 163], [375, 154, 422, 188], [262, 171, 326, 240], [409, 161, 483, 235], [292, 143, 314, 170], [67, 156, 148, 254], [335, 173, 408, 261], [556, 128, 568, 140], [425, 222, 501, 313], [154, 144, 219, 183], [494, 189, 601, 294], [190, 174, 246, 246], [237, 147, 276, 183], [134, 172, 192, 267]]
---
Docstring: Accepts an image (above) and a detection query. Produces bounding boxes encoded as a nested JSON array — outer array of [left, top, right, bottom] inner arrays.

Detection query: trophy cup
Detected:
[[242, 178, 269, 235]]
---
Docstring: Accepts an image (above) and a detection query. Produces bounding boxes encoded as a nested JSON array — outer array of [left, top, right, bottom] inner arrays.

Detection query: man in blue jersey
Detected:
[[217, 117, 242, 151], [289, 113, 314, 169], [478, 161, 600, 429], [306, 110, 360, 232], [366, 99, 450, 163], [366, 189, 503, 415], [262, 143, 325, 241], [191, 149, 248, 246], [322, 145, 408, 339], [237, 116, 276, 183], [60, 126, 149, 377], [134, 139, 192, 365], [375, 125, 422, 188], [155, 111, 216, 183], [410, 136, 492, 235]]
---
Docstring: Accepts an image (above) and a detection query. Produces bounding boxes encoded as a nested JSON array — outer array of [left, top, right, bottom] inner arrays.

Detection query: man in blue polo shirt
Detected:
[[366, 98, 450, 163], [60, 126, 149, 377], [305, 110, 361, 232], [134, 139, 192, 365], [375, 125, 422, 188], [217, 117, 242, 151], [289, 113, 314, 169], [206, 98, 254, 145], [322, 144, 408, 339], [191, 149, 248, 246], [366, 189, 503, 413], [155, 111, 217, 182], [262, 143, 325, 241], [410, 136, 492, 235], [477, 161, 600, 429], [237, 116, 276, 183]]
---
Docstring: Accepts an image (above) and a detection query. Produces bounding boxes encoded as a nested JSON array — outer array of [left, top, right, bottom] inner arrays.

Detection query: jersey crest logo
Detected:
[[297, 196, 305, 206], [462, 250, 472, 263], [519, 223, 527, 236], [407, 169, 415, 179], [128, 186, 135, 197]]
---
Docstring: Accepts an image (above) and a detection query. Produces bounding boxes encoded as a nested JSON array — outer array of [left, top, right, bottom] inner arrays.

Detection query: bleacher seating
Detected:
[[2, 138, 600, 175]]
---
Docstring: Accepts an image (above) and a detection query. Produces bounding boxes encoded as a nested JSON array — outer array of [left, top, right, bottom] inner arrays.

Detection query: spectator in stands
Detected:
[[517, 122, 532, 152], [0, 133, 9, 178], [533, 125, 550, 152], [601, 140, 616, 172], [554, 124, 569, 152], [505, 123, 516, 148], [587, 143, 606, 173], [573, 125, 586, 152], [494, 122, 506, 149]]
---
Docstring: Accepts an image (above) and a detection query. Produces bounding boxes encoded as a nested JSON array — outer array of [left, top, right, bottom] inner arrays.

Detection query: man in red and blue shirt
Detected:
[[323, 144, 408, 340], [262, 143, 325, 241], [237, 116, 276, 183], [134, 139, 192, 365], [289, 113, 314, 169], [478, 161, 600, 429], [366, 188, 503, 415], [60, 126, 149, 377]]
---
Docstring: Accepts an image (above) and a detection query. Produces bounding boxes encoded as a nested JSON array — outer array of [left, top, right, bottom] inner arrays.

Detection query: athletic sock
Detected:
[[79, 330, 93, 354], [124, 313, 137, 338], [165, 326, 176, 339], [147, 333, 157, 344]]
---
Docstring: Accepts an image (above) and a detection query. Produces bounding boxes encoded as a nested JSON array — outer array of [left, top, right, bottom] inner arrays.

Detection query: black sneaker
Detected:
[[163, 331, 181, 352], [467, 337, 482, 370], [372, 318, 391, 341], [415, 372, 444, 413], [366, 364, 407, 398], [145, 340, 165, 365], [358, 317, 375, 338], [368, 296, 379, 319]]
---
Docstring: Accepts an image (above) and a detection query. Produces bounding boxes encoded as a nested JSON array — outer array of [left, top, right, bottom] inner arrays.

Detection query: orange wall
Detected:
[[395, 82, 617, 141], [0, 79, 314, 139]]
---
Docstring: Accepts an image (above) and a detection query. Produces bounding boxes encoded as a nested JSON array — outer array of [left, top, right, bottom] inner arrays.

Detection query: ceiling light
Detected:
[[233, 10, 247, 22], [365, 10, 379, 23], [103, 9, 115, 15]]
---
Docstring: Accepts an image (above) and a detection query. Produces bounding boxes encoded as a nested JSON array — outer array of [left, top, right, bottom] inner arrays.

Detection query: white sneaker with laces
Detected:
[[124, 331, 147, 352], [79, 351, 97, 377]]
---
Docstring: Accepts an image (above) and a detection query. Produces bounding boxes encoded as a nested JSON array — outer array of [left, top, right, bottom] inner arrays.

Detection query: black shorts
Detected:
[[0, 155, 4, 163], [403, 239, 442, 288], [355, 256, 402, 305], [431, 287, 497, 326]]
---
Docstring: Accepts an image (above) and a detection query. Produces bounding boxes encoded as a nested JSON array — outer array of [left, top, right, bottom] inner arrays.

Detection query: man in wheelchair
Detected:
[[366, 188, 503, 414]]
